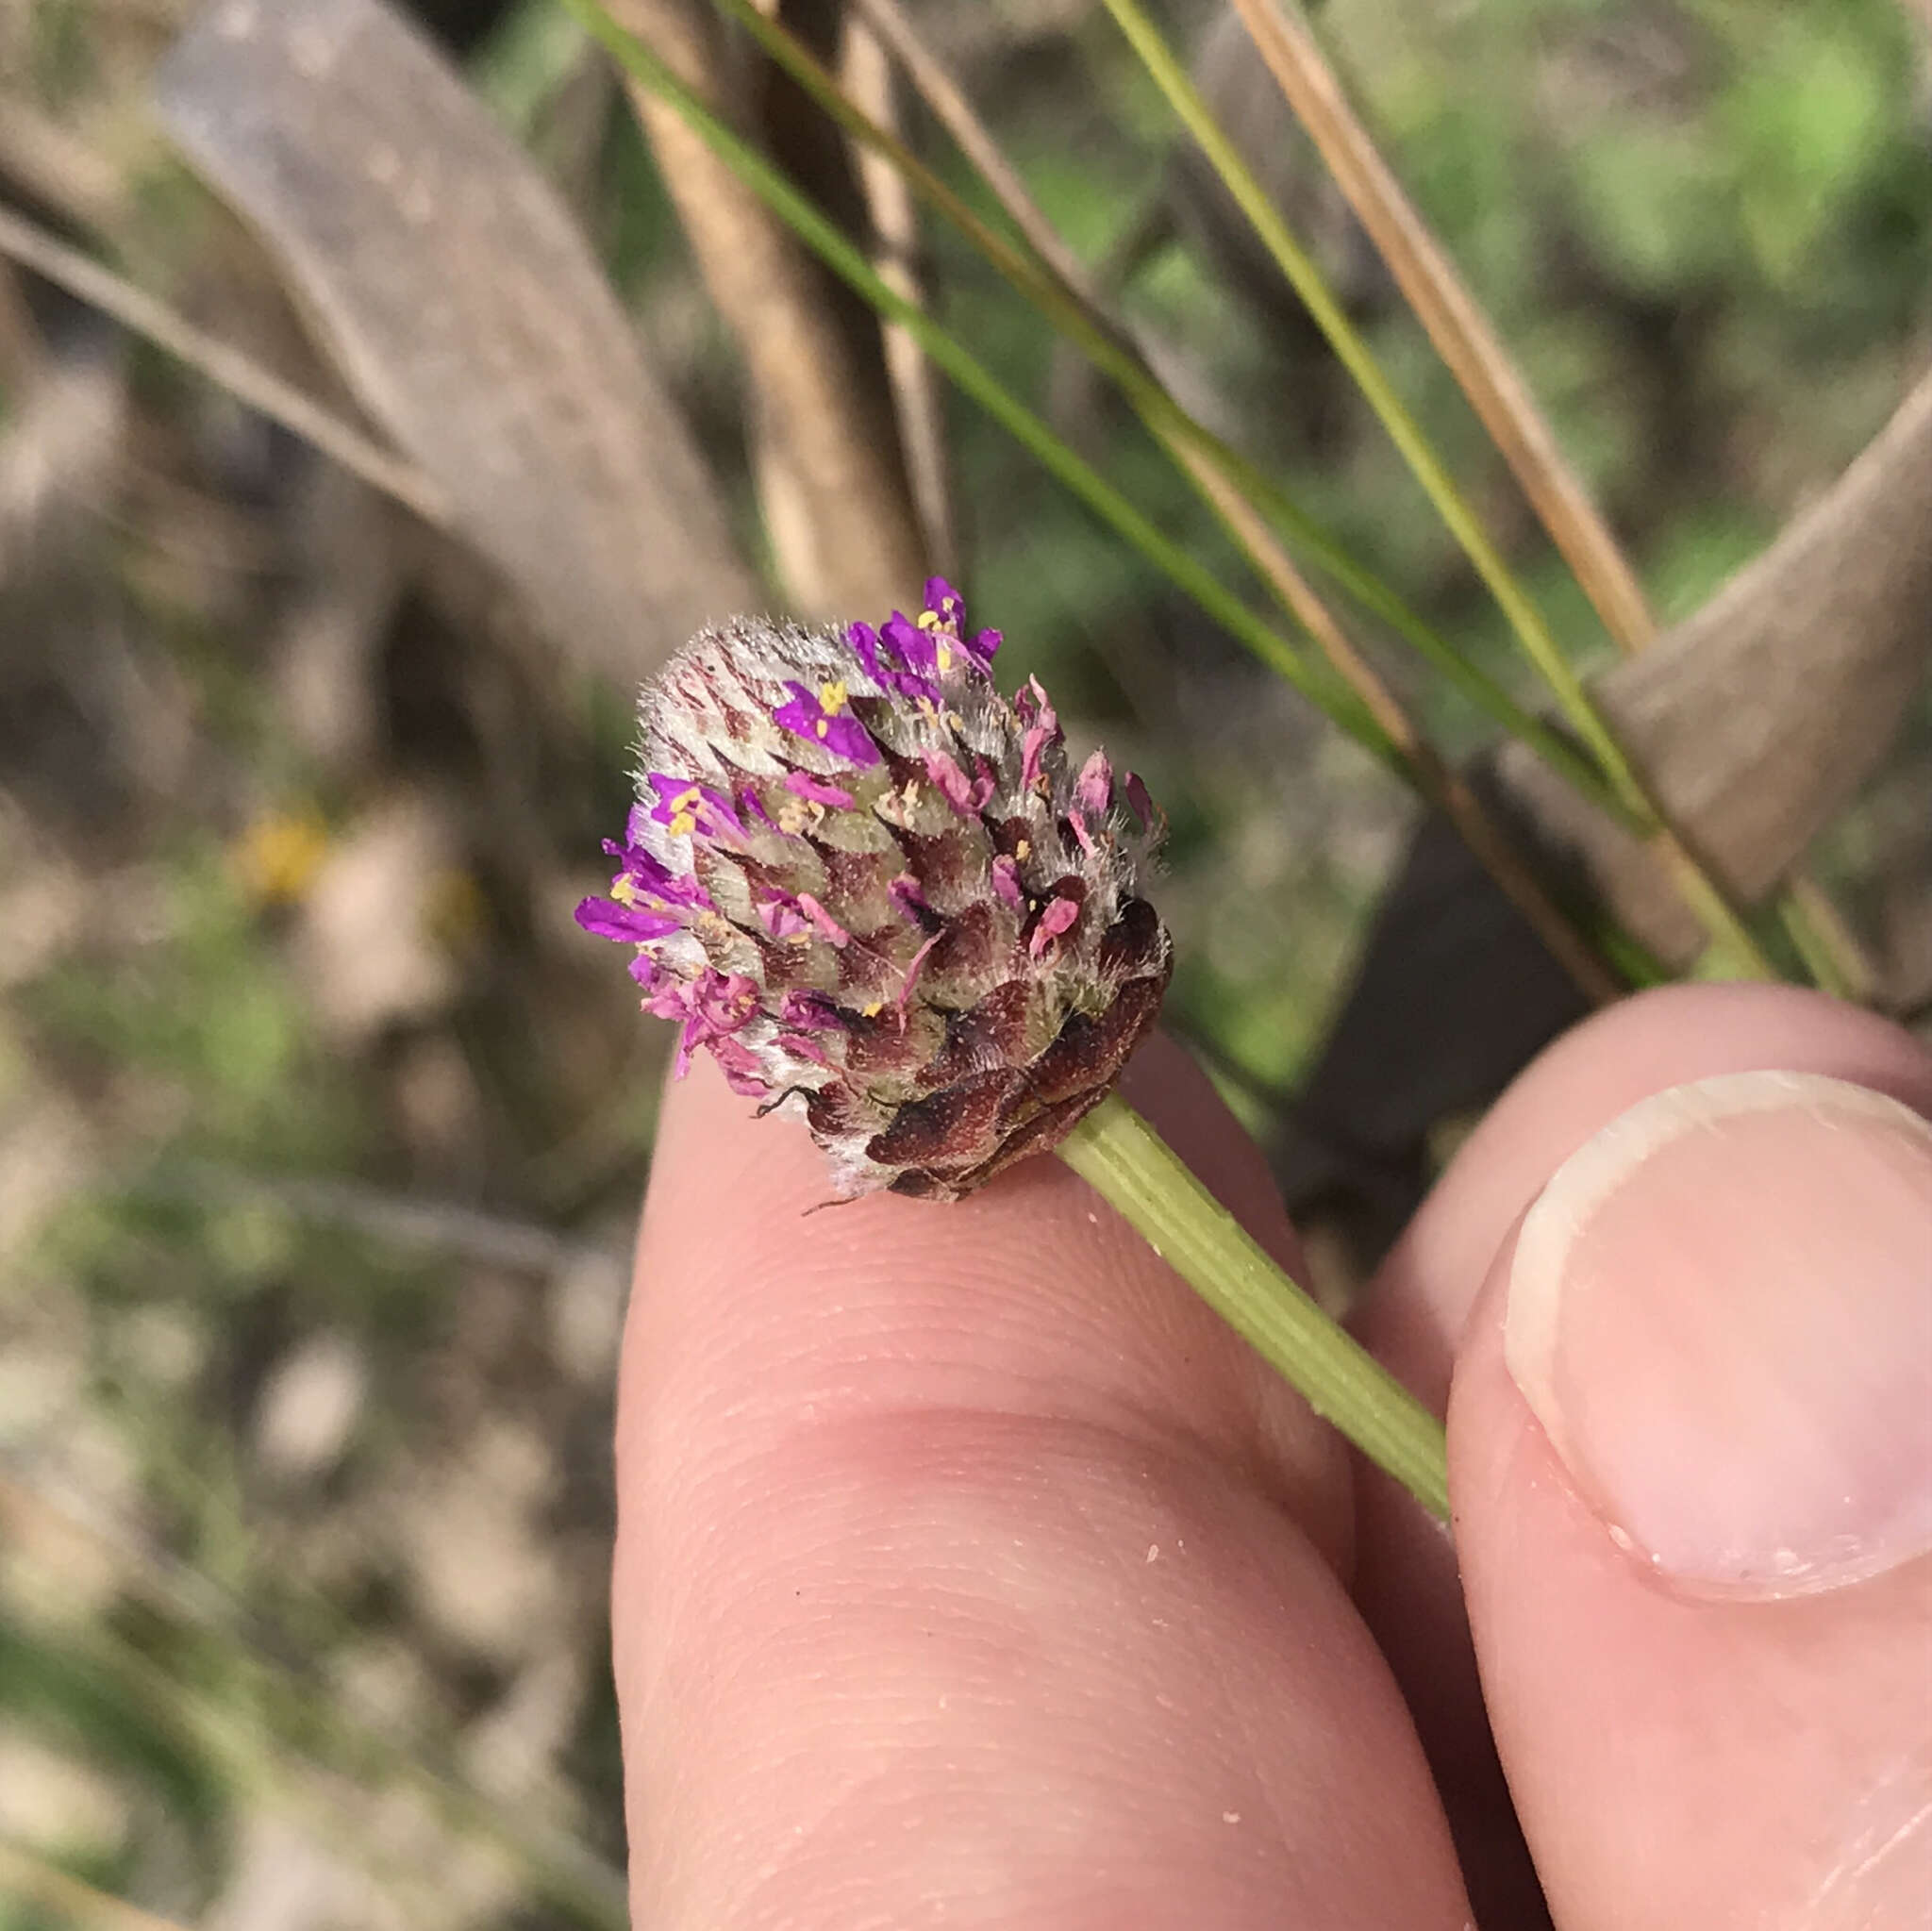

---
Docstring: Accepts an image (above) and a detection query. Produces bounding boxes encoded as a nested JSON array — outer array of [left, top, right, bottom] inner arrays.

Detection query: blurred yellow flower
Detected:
[[233, 811, 330, 906]]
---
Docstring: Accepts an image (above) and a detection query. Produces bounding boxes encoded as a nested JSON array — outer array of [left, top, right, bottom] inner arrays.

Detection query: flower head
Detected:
[[577, 578, 1171, 1199]]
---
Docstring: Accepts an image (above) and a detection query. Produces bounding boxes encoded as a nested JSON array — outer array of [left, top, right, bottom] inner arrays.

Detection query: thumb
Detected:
[[1451, 1069, 1932, 1929]]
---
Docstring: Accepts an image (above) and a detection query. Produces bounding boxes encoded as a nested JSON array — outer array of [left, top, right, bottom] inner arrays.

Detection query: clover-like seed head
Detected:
[[576, 579, 1171, 1199]]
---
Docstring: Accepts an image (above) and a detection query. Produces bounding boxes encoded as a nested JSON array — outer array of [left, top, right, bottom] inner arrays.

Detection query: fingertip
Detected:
[[1348, 984, 1932, 1927], [1448, 1068, 1932, 1929]]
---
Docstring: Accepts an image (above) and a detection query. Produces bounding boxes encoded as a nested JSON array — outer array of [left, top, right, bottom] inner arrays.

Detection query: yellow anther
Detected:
[[1015, 838, 1031, 859], [936, 642, 954, 673], [818, 680, 849, 714], [861, 999, 885, 1018], [916, 608, 941, 630], [815, 720, 829, 738], [609, 874, 638, 905], [667, 786, 703, 837]]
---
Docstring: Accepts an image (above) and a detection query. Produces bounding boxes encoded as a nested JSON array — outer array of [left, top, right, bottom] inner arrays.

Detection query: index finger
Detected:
[[610, 1036, 1471, 1927]]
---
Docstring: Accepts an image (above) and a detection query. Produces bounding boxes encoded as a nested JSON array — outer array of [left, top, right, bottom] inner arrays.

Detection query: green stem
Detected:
[[1058, 1094, 1450, 1522]]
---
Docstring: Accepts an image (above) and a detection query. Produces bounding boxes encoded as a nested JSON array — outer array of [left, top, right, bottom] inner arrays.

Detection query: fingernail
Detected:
[[1507, 1071, 1932, 1595]]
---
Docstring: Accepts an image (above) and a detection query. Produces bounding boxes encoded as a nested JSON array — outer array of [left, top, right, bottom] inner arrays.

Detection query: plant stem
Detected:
[[1058, 1094, 1450, 1523]]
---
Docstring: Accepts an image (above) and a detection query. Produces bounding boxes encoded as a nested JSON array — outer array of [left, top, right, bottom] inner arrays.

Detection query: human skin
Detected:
[[611, 983, 1932, 1928]]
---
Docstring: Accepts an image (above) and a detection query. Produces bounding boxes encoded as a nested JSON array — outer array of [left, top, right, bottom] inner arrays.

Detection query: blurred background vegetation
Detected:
[[1, 0, 1927, 1923]]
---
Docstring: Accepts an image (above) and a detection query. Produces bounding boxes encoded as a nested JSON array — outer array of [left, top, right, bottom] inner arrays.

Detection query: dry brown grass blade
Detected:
[[0, 201, 446, 524], [847, 0, 1107, 312], [1492, 367, 1932, 966], [1223, 0, 1657, 656], [155, 0, 758, 681], [843, 16, 957, 575], [603, 0, 927, 617]]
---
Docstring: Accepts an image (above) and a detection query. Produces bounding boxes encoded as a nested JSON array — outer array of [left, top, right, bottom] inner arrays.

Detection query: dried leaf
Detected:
[[1494, 369, 1932, 963], [155, 0, 758, 681]]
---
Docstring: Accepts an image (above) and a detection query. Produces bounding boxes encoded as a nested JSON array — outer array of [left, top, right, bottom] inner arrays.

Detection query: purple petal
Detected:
[[850, 617, 940, 702], [575, 895, 681, 943], [708, 1038, 769, 1098], [818, 711, 879, 765], [887, 874, 931, 924], [895, 930, 943, 1015], [1074, 749, 1113, 820], [1028, 895, 1081, 958], [774, 1029, 830, 1067], [758, 895, 809, 942], [772, 682, 825, 737], [847, 620, 887, 682], [772, 682, 880, 768], [1124, 770, 1159, 832], [603, 838, 709, 909], [783, 770, 855, 809], [883, 610, 936, 677], [923, 576, 965, 628], [779, 988, 843, 1032], [989, 855, 1025, 911], [922, 750, 993, 817], [795, 893, 852, 947]]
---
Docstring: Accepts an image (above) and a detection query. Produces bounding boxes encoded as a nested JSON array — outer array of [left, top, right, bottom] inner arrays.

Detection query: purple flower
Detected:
[[576, 594, 1170, 1199], [923, 749, 995, 817], [848, 620, 940, 704], [773, 680, 880, 767], [574, 896, 682, 943], [601, 836, 709, 911], [924, 576, 965, 628], [962, 626, 1001, 671], [879, 608, 936, 679], [647, 775, 743, 841], [644, 968, 758, 1077]]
